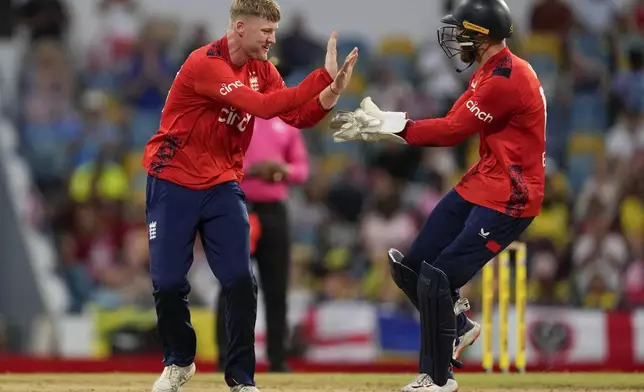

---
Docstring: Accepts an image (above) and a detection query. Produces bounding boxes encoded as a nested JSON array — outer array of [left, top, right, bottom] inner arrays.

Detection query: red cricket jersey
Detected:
[[142, 36, 333, 189], [402, 47, 546, 217]]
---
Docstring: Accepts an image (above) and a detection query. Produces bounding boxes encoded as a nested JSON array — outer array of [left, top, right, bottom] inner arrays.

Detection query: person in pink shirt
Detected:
[[216, 116, 309, 372]]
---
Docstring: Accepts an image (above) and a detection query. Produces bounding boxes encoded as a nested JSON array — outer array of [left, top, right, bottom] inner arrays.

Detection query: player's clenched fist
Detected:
[[325, 30, 358, 94]]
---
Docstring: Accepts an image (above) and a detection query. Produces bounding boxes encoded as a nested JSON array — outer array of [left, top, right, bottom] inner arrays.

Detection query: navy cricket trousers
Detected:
[[402, 189, 534, 330], [146, 176, 257, 387]]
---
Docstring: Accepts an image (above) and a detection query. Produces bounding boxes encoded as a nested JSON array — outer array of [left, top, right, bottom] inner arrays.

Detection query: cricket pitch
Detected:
[[1, 372, 643, 392]]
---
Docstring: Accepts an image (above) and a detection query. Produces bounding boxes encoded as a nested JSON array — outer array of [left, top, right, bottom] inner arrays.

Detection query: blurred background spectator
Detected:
[[16, 0, 69, 43], [4, 0, 644, 321]]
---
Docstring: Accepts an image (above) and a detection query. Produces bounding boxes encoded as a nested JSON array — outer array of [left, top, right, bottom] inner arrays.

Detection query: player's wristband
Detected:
[[330, 85, 340, 95]]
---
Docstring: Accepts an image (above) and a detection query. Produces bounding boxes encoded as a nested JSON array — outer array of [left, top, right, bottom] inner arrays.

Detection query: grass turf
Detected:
[[1, 372, 643, 392]]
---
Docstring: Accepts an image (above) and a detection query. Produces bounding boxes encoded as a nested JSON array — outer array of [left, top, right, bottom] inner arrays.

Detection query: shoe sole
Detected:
[[453, 324, 481, 360]]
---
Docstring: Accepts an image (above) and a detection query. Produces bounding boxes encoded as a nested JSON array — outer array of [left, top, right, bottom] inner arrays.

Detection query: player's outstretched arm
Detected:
[[193, 56, 333, 119], [332, 76, 516, 147], [402, 77, 516, 146]]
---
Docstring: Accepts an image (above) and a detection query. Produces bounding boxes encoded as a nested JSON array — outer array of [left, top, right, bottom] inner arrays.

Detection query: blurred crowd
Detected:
[[8, 0, 644, 314]]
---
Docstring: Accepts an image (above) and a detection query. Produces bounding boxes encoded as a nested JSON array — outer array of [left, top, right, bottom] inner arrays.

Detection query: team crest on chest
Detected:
[[249, 71, 259, 91]]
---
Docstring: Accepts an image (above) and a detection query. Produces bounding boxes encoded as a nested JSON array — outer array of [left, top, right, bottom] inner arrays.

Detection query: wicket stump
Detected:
[[481, 241, 527, 373]]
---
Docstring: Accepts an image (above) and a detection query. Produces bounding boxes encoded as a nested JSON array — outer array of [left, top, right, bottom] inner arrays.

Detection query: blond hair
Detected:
[[229, 0, 281, 23]]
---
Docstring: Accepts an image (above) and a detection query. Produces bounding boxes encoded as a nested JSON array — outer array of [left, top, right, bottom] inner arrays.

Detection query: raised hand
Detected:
[[324, 30, 340, 78], [332, 48, 358, 94], [324, 30, 358, 94]]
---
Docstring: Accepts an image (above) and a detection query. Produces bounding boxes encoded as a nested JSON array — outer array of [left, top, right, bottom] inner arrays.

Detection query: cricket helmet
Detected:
[[438, 0, 513, 69]]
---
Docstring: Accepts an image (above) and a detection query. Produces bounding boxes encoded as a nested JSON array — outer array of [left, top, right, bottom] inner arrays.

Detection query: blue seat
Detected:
[[565, 131, 605, 193], [525, 53, 558, 77], [566, 154, 595, 194], [544, 107, 570, 165], [84, 72, 121, 93], [292, 227, 317, 246], [380, 55, 415, 82], [22, 123, 69, 180], [572, 33, 610, 67], [337, 36, 370, 72], [335, 94, 361, 111], [570, 92, 606, 132], [130, 109, 161, 148], [284, 69, 310, 87]]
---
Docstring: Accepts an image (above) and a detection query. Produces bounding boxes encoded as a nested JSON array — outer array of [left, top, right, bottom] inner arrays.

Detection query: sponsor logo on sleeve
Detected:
[[466, 100, 494, 123], [220, 80, 244, 96]]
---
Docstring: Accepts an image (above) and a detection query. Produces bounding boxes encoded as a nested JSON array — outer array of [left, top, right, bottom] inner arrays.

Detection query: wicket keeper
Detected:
[[141, 0, 358, 391], [331, 0, 545, 390]]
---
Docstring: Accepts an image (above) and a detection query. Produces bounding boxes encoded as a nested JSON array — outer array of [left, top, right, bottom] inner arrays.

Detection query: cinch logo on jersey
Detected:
[[220, 80, 244, 96], [466, 100, 494, 123], [219, 107, 252, 132]]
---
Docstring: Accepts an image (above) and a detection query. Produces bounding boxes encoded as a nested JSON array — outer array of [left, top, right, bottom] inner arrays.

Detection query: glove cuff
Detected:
[[380, 111, 409, 135]]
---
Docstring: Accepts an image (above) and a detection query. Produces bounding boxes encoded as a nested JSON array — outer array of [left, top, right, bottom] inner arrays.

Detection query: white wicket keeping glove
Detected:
[[356, 97, 409, 144], [329, 110, 372, 142], [330, 97, 409, 144]]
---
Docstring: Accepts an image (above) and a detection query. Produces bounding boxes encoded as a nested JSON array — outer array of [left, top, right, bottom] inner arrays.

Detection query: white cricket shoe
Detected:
[[401, 374, 458, 392], [452, 297, 481, 360], [151, 363, 196, 392], [453, 318, 481, 360], [231, 385, 262, 392]]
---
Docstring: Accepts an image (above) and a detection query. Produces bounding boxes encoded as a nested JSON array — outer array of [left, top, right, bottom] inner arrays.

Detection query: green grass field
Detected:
[[1, 373, 644, 392]]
